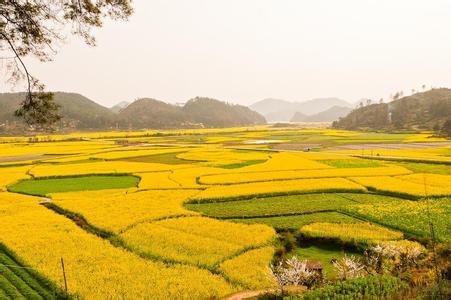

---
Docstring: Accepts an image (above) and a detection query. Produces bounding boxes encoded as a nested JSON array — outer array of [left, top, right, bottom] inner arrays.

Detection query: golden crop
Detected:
[[30, 160, 184, 177], [240, 153, 332, 171], [168, 166, 229, 188], [219, 246, 276, 289], [332, 146, 451, 162], [300, 222, 403, 244], [89, 147, 183, 160], [0, 141, 117, 157], [350, 176, 451, 197], [0, 192, 237, 299], [396, 173, 451, 188], [51, 189, 199, 233], [0, 166, 30, 190], [199, 165, 411, 185], [192, 178, 365, 201], [120, 217, 275, 268], [137, 171, 182, 189]]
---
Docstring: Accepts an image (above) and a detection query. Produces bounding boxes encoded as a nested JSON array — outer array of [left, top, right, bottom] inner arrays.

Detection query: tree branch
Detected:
[[0, 31, 33, 103]]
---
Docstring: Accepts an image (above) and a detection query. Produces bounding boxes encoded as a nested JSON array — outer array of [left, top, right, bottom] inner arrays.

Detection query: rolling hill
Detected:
[[333, 88, 451, 131], [0, 92, 117, 129], [0, 93, 265, 130]]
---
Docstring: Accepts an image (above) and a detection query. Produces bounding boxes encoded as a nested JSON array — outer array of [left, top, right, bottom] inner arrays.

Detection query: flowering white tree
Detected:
[[269, 256, 319, 294], [332, 255, 365, 280]]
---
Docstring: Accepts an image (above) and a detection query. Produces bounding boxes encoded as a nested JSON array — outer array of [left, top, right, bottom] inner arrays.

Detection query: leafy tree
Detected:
[[0, 0, 133, 129]]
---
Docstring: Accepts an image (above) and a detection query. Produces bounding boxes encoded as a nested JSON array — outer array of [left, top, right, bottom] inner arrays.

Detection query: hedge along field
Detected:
[[8, 175, 140, 196]]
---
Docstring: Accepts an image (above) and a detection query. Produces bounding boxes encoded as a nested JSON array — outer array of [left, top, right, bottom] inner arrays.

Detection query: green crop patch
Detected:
[[121, 152, 196, 165], [186, 193, 363, 218], [214, 159, 267, 169], [391, 161, 451, 175], [319, 159, 383, 168], [231, 212, 361, 230], [8, 175, 140, 196]]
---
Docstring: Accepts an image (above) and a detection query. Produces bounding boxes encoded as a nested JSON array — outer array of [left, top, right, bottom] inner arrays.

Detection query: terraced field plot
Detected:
[[0, 128, 449, 299], [8, 175, 140, 196]]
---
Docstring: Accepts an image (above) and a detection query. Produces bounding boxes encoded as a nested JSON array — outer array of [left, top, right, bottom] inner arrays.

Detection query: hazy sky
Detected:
[[11, 0, 451, 106]]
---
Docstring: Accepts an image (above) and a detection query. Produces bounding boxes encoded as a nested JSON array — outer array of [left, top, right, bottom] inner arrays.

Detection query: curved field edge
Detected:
[[184, 192, 448, 244], [7, 174, 141, 197], [0, 243, 67, 299], [41, 201, 273, 290]]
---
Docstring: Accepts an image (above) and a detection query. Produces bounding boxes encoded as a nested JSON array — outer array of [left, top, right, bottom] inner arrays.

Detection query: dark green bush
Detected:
[[298, 275, 406, 299]]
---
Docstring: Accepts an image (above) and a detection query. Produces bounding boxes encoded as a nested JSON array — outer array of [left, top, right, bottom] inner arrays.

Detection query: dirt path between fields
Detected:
[[225, 286, 306, 300], [0, 154, 57, 163]]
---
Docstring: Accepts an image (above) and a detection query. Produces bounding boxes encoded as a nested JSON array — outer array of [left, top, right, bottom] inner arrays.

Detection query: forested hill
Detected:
[[333, 88, 451, 134], [0, 93, 265, 131], [0, 92, 117, 129]]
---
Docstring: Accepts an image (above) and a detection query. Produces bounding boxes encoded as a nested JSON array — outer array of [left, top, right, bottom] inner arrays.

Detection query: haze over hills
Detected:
[[333, 88, 451, 134], [0, 92, 265, 131], [250, 97, 352, 122], [291, 106, 353, 123], [110, 101, 130, 113]]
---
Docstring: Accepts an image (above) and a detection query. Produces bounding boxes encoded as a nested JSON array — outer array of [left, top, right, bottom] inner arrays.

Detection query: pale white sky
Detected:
[[12, 0, 451, 106]]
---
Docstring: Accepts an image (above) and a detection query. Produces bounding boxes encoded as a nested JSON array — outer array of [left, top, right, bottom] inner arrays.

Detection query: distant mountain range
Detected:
[[291, 106, 352, 122], [334, 88, 451, 132], [0, 92, 265, 130], [250, 97, 352, 122]]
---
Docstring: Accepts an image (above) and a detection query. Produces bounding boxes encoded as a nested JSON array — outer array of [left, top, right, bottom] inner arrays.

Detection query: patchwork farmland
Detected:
[[0, 127, 449, 299]]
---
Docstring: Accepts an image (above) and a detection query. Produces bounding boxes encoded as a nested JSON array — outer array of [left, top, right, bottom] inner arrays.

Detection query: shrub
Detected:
[[301, 275, 406, 299]]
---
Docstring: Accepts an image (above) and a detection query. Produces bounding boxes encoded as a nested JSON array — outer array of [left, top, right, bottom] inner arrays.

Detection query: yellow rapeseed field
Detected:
[[191, 178, 365, 201], [199, 165, 411, 185], [137, 171, 183, 189], [350, 176, 451, 197], [396, 173, 451, 188], [300, 222, 403, 244], [219, 246, 276, 289], [51, 189, 199, 232], [89, 147, 183, 160], [0, 141, 118, 157], [30, 160, 185, 177], [0, 192, 237, 299], [120, 217, 275, 267], [0, 166, 30, 190]]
